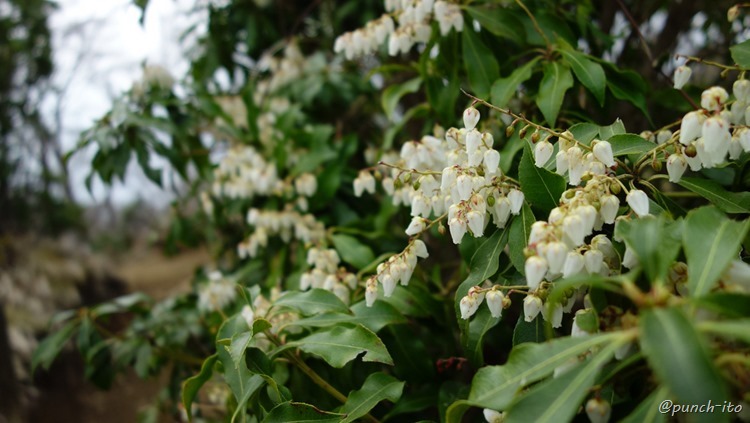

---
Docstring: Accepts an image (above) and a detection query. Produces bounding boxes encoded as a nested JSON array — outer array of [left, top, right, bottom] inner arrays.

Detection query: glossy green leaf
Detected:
[[341, 373, 405, 423], [466, 6, 524, 44], [683, 206, 750, 297], [455, 227, 510, 317], [678, 177, 750, 214], [691, 292, 750, 318], [607, 134, 655, 157], [274, 288, 351, 316], [381, 77, 421, 121], [462, 28, 500, 98], [32, 320, 78, 372], [605, 64, 650, 118], [508, 203, 535, 274], [282, 324, 393, 368], [598, 118, 626, 141], [560, 50, 605, 105], [640, 308, 728, 423], [535, 61, 573, 126], [262, 402, 344, 423], [464, 306, 500, 366], [182, 354, 218, 422], [331, 234, 375, 270], [519, 143, 565, 214], [620, 385, 669, 423], [730, 39, 750, 68], [445, 333, 621, 422], [512, 314, 547, 345], [615, 216, 682, 284], [491, 58, 540, 108], [289, 300, 406, 333], [505, 340, 623, 423], [568, 122, 598, 144]]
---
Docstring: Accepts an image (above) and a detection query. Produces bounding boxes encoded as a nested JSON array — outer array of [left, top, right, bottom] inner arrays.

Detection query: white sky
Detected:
[[48, 0, 202, 206]]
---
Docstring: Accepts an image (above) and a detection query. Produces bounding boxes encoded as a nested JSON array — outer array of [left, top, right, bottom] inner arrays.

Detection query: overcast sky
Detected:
[[48, 0, 203, 206]]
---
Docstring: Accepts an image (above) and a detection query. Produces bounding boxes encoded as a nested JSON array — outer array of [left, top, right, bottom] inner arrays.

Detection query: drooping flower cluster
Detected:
[[334, 0, 463, 59], [300, 248, 358, 304], [365, 239, 429, 306], [211, 145, 282, 199], [238, 207, 326, 258], [197, 271, 237, 312], [356, 107, 526, 305]]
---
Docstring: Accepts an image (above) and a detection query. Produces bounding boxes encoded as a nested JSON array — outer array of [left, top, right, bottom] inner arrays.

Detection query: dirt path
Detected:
[[29, 247, 211, 423]]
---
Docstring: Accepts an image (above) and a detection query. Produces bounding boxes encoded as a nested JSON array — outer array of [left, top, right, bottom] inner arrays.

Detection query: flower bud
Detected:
[[729, 5, 741, 22], [679, 111, 705, 145], [701, 86, 729, 111], [735, 79, 750, 102], [599, 194, 620, 224], [563, 251, 585, 278], [541, 302, 563, 328], [673, 65, 692, 89], [483, 409, 504, 423], [405, 216, 427, 236], [626, 189, 650, 217], [484, 149, 501, 175], [523, 295, 543, 322], [463, 107, 480, 130], [508, 189, 525, 215], [585, 398, 612, 423], [592, 140, 616, 167], [666, 154, 688, 182], [525, 255, 548, 291], [485, 290, 505, 318], [534, 139, 554, 167]]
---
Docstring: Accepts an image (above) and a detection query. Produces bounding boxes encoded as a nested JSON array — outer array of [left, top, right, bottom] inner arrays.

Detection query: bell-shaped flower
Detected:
[[534, 139, 554, 167], [667, 154, 688, 182], [405, 216, 427, 236], [463, 107, 480, 130], [466, 210, 485, 237], [702, 117, 731, 155], [412, 239, 429, 258], [485, 290, 505, 318], [673, 65, 692, 89], [508, 189, 524, 215], [555, 151, 569, 175], [483, 149, 500, 175], [599, 194, 619, 224], [523, 294, 543, 322], [626, 189, 650, 217], [584, 249, 604, 274], [592, 140, 616, 167], [525, 255, 548, 290], [679, 111, 704, 145], [483, 409, 505, 423], [735, 79, 750, 102], [545, 241, 568, 274], [456, 174, 473, 201], [562, 214, 586, 247], [541, 302, 563, 328], [563, 251, 585, 278], [448, 216, 467, 244], [701, 86, 729, 111], [585, 398, 612, 423], [465, 129, 482, 157]]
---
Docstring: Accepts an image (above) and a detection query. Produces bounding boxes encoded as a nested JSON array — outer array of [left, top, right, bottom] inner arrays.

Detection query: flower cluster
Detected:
[[334, 0, 463, 59], [365, 239, 428, 306], [197, 271, 237, 312], [300, 248, 358, 304], [238, 207, 326, 258], [211, 145, 282, 199]]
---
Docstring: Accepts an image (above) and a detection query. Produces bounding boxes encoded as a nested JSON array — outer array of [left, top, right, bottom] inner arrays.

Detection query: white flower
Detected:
[[545, 241, 568, 274], [673, 65, 692, 89], [525, 255, 548, 290], [449, 217, 467, 244], [622, 246, 639, 269], [459, 294, 480, 320], [702, 117, 731, 157], [701, 86, 729, 111], [555, 151, 569, 175], [599, 194, 619, 224], [354, 171, 376, 197], [365, 279, 378, 307], [585, 398, 612, 423], [592, 140, 616, 167], [467, 210, 485, 237], [463, 107, 480, 130], [465, 129, 482, 157], [730, 136, 744, 160], [534, 140, 554, 167], [295, 173, 318, 197], [626, 189, 650, 217], [456, 174, 473, 201], [679, 111, 705, 145], [563, 251, 585, 278], [381, 273, 397, 297], [584, 249, 604, 274], [541, 302, 563, 328], [484, 149, 501, 175], [723, 259, 750, 290], [735, 79, 750, 102], [523, 295, 543, 322], [508, 189, 524, 215], [656, 130, 673, 145], [562, 214, 586, 247], [485, 290, 505, 318], [492, 197, 512, 228], [412, 239, 429, 258], [667, 154, 688, 182], [483, 408, 505, 423], [405, 216, 427, 236]]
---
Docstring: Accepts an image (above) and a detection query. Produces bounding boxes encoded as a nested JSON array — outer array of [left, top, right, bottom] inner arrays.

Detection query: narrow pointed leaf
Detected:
[[262, 402, 344, 423], [283, 324, 393, 368], [182, 354, 218, 422], [535, 62, 573, 125], [462, 28, 500, 98], [274, 288, 351, 316], [560, 50, 605, 105], [341, 373, 405, 423], [519, 143, 565, 214], [491, 58, 540, 108], [678, 177, 750, 214]]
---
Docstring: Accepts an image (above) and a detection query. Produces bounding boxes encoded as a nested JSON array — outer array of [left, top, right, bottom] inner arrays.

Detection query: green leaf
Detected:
[[535, 61, 573, 126], [381, 77, 421, 121], [615, 216, 682, 284], [560, 50, 605, 106], [607, 134, 655, 157], [598, 118, 626, 141], [462, 28, 500, 98], [262, 402, 344, 423], [683, 206, 750, 297], [341, 373, 405, 423], [692, 292, 750, 318], [698, 319, 750, 344], [678, 177, 750, 214], [464, 306, 500, 366], [620, 385, 669, 423], [445, 333, 623, 423], [730, 39, 750, 68], [455, 227, 510, 320], [490, 58, 540, 108], [466, 6, 524, 44], [512, 314, 547, 345], [508, 204, 535, 274], [331, 234, 375, 270], [282, 324, 393, 368], [182, 354, 218, 422], [32, 320, 78, 372], [289, 300, 406, 333], [274, 288, 351, 316], [505, 340, 624, 423], [605, 65, 650, 119], [640, 308, 728, 423], [568, 122, 599, 144], [519, 143, 565, 214]]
